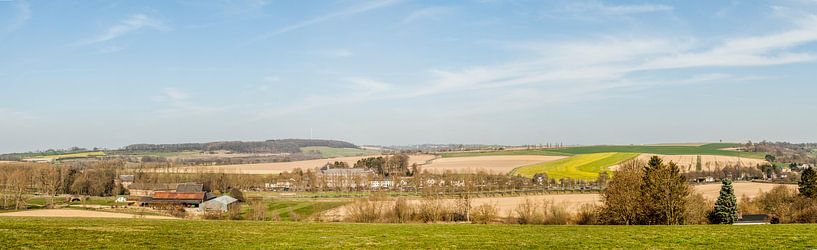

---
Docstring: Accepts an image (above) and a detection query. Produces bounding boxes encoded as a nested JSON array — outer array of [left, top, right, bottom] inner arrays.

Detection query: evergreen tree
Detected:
[[799, 167, 817, 198], [641, 156, 690, 225], [709, 179, 737, 224]]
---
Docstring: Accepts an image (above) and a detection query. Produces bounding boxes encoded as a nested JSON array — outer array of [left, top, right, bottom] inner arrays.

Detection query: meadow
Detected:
[[511, 153, 639, 179], [300, 146, 381, 158], [442, 143, 766, 159], [1, 218, 815, 249]]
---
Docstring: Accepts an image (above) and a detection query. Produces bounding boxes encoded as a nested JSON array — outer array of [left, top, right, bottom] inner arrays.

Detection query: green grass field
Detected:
[[301, 146, 381, 158], [512, 153, 639, 179], [1, 218, 815, 249], [443, 143, 765, 159], [441, 150, 572, 158], [260, 200, 347, 221]]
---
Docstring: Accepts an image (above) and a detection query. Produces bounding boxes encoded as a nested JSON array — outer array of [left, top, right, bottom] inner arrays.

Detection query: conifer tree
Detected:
[[799, 167, 817, 198], [709, 179, 737, 224]]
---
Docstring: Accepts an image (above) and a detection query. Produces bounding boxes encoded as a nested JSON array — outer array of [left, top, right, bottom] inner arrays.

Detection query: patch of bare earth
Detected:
[[421, 155, 566, 174], [166, 154, 437, 174], [0, 209, 176, 219]]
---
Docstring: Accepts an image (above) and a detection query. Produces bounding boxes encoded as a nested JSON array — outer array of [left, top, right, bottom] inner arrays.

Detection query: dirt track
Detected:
[[421, 155, 566, 174], [0, 209, 175, 220]]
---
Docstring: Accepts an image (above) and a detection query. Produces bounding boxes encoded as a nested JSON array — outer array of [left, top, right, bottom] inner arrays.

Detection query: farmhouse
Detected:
[[143, 191, 215, 209]]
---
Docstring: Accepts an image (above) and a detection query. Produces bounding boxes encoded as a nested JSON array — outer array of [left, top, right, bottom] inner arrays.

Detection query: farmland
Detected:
[[512, 153, 639, 179], [26, 151, 106, 160], [300, 146, 381, 158], [442, 143, 766, 159], [420, 155, 566, 174], [1, 217, 815, 249], [169, 155, 437, 174]]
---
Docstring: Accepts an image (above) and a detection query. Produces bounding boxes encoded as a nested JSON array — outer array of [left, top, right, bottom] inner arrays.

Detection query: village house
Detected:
[[116, 175, 134, 188]]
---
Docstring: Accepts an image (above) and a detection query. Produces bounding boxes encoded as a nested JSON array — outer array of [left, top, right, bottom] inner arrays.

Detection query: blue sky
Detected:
[[1, 0, 817, 153]]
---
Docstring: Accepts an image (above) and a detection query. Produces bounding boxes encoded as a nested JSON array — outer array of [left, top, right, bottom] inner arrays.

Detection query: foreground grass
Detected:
[[443, 143, 766, 159], [513, 153, 639, 179], [1, 218, 816, 249]]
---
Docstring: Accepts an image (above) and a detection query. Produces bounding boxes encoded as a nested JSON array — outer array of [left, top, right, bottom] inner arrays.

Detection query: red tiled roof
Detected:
[[152, 191, 205, 200]]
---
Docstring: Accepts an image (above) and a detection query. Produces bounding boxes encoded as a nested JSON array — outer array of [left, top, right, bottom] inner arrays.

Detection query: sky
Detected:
[[1, 0, 817, 153]]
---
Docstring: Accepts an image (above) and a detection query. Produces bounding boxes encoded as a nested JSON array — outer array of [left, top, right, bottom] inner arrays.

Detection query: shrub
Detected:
[[755, 185, 796, 223], [470, 204, 499, 224], [515, 198, 542, 224], [686, 193, 712, 225], [170, 207, 187, 218], [228, 203, 243, 220], [542, 200, 571, 225], [248, 201, 268, 221], [574, 204, 599, 225], [737, 194, 760, 215], [417, 197, 449, 223], [204, 210, 224, 220], [388, 198, 414, 223], [346, 198, 385, 223]]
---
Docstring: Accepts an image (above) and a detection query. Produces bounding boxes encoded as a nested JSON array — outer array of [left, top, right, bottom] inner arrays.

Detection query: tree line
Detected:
[[121, 139, 357, 154]]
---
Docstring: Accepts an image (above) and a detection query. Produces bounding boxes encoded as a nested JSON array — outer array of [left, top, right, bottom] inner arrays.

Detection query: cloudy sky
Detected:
[[1, 0, 817, 153]]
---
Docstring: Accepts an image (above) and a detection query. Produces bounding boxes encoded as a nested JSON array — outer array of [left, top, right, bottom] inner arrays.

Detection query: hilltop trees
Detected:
[[709, 179, 738, 224], [799, 167, 817, 198]]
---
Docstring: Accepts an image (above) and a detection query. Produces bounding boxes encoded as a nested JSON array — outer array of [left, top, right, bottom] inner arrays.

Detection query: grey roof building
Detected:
[[199, 195, 239, 212]]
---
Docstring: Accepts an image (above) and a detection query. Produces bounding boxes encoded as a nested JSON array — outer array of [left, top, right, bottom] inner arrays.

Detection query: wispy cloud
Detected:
[[543, 2, 673, 20], [152, 87, 190, 102], [262, 13, 817, 117], [253, 0, 401, 41], [402, 6, 452, 24], [309, 49, 354, 58], [150, 87, 230, 116], [80, 14, 170, 45], [4, 0, 31, 32]]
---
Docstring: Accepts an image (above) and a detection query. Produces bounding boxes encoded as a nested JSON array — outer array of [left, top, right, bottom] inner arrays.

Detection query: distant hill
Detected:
[[123, 139, 357, 154]]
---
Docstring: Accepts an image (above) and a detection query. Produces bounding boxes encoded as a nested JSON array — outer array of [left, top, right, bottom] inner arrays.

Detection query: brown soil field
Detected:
[[169, 154, 437, 174], [327, 182, 794, 220], [610, 154, 768, 172], [421, 155, 567, 174], [0, 209, 175, 220]]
